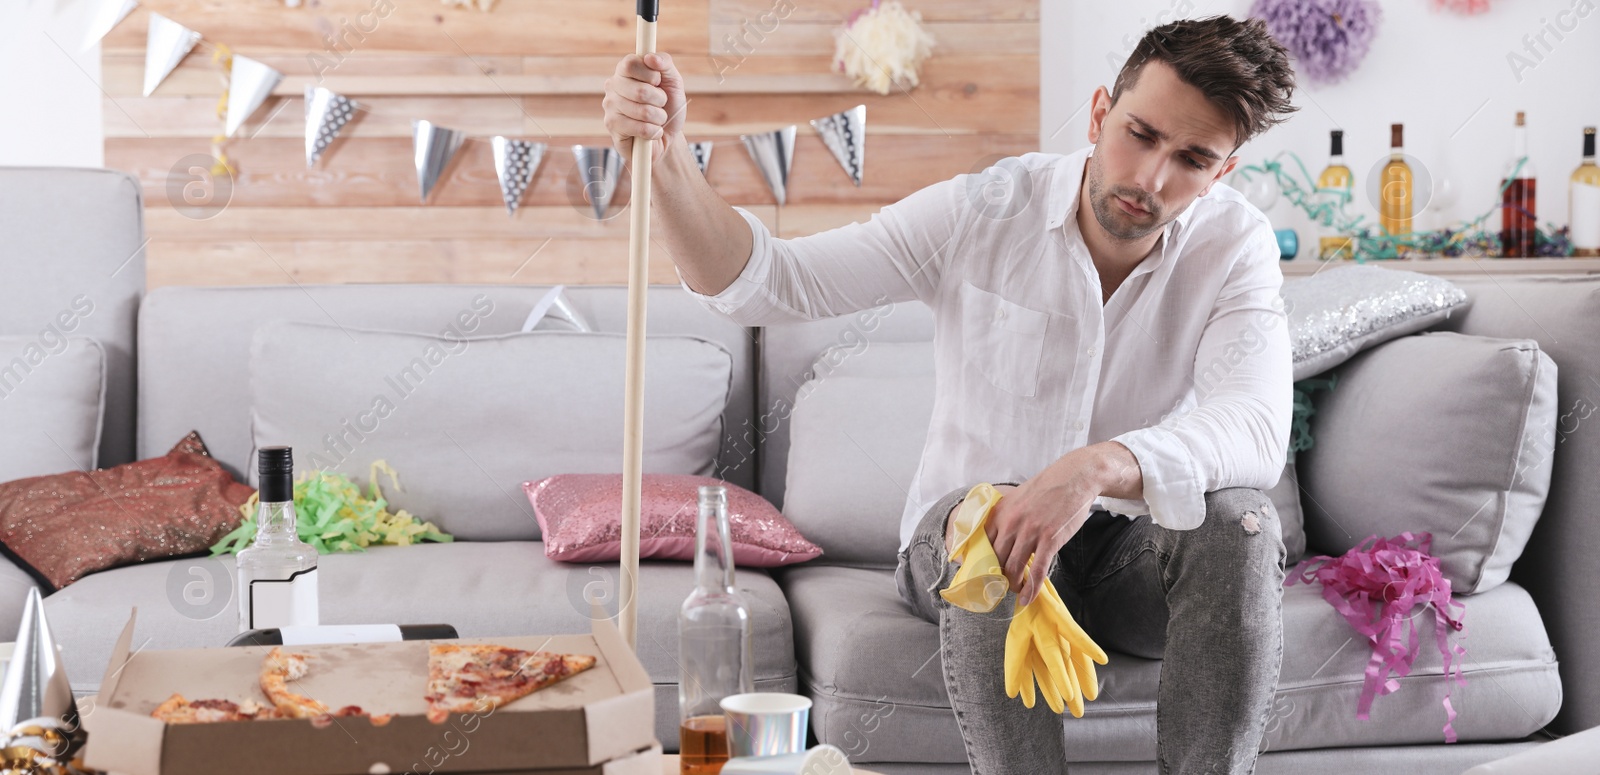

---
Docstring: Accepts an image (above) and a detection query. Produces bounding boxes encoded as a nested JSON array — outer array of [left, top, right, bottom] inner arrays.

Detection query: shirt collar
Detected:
[[1047, 144, 1201, 244]]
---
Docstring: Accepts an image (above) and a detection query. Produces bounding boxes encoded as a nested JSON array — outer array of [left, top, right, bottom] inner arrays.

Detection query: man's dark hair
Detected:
[[1110, 15, 1298, 149]]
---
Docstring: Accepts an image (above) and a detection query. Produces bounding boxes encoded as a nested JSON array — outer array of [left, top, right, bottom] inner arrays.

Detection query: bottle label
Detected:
[[278, 624, 401, 645], [1574, 182, 1600, 249], [249, 568, 319, 629]]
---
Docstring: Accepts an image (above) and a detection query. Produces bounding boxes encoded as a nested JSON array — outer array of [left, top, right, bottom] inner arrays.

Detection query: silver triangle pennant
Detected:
[[304, 86, 359, 168], [741, 125, 798, 206], [413, 120, 467, 203], [0, 589, 83, 762], [811, 104, 866, 187], [81, 0, 137, 52], [142, 12, 202, 96], [225, 55, 284, 138], [572, 145, 622, 220], [689, 141, 714, 176], [491, 137, 547, 217]]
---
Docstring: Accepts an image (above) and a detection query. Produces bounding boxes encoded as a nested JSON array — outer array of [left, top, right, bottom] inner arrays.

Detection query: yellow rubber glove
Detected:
[[938, 483, 1110, 717]]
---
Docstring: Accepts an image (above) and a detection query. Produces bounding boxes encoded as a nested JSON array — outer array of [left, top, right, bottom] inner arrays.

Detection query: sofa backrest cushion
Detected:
[[756, 303, 935, 511], [139, 285, 757, 492], [249, 321, 733, 542], [1299, 331, 1557, 594], [0, 336, 105, 482], [784, 342, 935, 567], [0, 168, 144, 468]]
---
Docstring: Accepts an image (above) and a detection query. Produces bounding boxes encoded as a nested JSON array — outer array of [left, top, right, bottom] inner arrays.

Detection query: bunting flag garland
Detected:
[[742, 125, 798, 206], [305, 86, 359, 168], [413, 119, 467, 203], [93, 5, 874, 211], [225, 54, 284, 137], [82, 0, 137, 51], [811, 104, 866, 187], [689, 140, 714, 176], [143, 12, 202, 96], [492, 136, 547, 216], [573, 145, 623, 220]]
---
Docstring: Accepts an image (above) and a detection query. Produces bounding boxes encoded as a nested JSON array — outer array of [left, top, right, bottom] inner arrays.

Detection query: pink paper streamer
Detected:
[[1286, 531, 1468, 743]]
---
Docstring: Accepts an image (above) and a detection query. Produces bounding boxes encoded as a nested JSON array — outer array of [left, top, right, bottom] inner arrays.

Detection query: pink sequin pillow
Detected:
[[525, 474, 823, 567]]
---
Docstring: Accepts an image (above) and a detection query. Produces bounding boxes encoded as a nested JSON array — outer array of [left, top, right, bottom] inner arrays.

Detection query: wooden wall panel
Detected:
[[102, 0, 1038, 288]]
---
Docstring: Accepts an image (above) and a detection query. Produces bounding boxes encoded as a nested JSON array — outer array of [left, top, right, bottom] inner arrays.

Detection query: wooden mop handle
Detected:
[[619, 0, 659, 653]]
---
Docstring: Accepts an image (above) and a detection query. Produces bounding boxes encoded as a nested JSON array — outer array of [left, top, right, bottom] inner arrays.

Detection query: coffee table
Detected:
[[660, 755, 885, 774]]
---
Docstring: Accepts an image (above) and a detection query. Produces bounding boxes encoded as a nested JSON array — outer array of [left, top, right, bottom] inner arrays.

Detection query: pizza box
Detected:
[[82, 608, 657, 775]]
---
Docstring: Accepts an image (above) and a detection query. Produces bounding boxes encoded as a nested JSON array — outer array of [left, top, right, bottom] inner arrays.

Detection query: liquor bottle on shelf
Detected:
[[678, 485, 753, 775], [1571, 126, 1600, 257], [1500, 111, 1538, 258], [1379, 123, 1414, 255], [236, 446, 319, 633], [1317, 129, 1355, 260]]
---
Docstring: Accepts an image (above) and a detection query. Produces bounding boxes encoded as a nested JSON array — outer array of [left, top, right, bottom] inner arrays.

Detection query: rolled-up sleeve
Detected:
[[678, 175, 967, 326], [1101, 226, 1293, 530]]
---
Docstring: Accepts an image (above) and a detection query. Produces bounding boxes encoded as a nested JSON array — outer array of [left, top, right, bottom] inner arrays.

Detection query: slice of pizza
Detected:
[[424, 644, 598, 724], [151, 693, 282, 723], [260, 647, 332, 719]]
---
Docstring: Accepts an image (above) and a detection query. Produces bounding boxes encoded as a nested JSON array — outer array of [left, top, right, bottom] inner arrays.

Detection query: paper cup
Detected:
[[720, 743, 852, 775], [720, 692, 812, 758]]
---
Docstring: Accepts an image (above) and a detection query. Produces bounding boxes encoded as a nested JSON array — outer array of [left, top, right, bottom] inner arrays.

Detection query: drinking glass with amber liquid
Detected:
[[679, 485, 754, 774]]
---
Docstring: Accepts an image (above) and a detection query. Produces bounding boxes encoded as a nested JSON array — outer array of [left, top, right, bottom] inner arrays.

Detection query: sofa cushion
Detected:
[[1281, 265, 1470, 380], [1299, 332, 1557, 594], [249, 322, 732, 541], [784, 365, 935, 568], [138, 285, 759, 494], [777, 564, 1559, 764], [44, 541, 795, 749], [0, 335, 105, 482]]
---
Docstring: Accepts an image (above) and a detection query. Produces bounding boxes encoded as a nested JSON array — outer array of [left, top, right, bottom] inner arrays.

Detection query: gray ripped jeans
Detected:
[[894, 485, 1287, 775]]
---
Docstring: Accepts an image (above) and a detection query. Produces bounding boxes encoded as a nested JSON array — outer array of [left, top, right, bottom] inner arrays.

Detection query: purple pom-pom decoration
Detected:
[[1250, 0, 1383, 85]]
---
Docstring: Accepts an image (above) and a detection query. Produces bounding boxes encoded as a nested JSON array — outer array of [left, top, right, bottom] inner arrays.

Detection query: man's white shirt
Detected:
[[678, 145, 1293, 554]]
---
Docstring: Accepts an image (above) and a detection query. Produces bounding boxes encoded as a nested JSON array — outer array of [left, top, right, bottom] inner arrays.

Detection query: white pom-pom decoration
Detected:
[[832, 0, 936, 95]]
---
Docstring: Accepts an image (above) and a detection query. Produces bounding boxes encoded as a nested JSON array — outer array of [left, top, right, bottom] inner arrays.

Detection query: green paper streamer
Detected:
[[211, 460, 454, 556], [1289, 374, 1339, 462]]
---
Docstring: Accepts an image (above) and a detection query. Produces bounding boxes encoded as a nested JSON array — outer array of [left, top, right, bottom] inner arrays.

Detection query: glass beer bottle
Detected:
[[678, 485, 754, 775]]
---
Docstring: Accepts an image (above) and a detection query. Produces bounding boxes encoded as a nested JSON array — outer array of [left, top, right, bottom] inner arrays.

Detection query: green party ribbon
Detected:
[[211, 460, 454, 555]]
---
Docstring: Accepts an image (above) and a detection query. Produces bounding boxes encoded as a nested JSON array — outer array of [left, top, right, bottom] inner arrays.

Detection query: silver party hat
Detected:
[[0, 589, 82, 760], [81, 0, 137, 52], [225, 54, 284, 138], [689, 141, 714, 176], [142, 12, 201, 97], [413, 119, 467, 203], [810, 104, 866, 187], [741, 125, 798, 206], [492, 137, 547, 217], [304, 86, 359, 168], [572, 145, 623, 220]]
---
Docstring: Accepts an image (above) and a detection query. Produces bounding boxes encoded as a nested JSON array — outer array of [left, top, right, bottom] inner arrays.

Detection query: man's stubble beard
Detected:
[[1086, 150, 1168, 242]]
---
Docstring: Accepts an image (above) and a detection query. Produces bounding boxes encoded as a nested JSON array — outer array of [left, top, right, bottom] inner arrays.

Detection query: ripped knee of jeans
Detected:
[[1240, 509, 1263, 535]]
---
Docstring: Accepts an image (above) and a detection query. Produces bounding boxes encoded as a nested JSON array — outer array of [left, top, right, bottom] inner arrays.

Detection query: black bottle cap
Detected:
[[258, 446, 294, 503], [1585, 127, 1596, 159], [1330, 129, 1344, 157], [637, 0, 658, 22]]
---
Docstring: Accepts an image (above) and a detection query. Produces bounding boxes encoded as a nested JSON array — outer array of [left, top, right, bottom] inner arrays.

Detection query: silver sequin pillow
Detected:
[[1282, 265, 1470, 380]]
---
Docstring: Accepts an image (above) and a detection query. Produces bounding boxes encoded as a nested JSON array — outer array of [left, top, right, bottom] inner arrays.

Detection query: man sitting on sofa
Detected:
[[604, 15, 1299, 774]]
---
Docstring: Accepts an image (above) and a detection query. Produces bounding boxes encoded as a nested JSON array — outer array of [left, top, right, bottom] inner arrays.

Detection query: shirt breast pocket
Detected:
[[959, 281, 1051, 398]]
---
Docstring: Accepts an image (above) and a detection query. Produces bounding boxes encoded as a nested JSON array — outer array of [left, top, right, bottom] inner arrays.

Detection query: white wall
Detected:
[[1043, 0, 1600, 250], [0, 0, 105, 168]]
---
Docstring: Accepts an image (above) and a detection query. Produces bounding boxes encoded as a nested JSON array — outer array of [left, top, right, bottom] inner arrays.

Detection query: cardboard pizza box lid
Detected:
[[82, 609, 657, 775]]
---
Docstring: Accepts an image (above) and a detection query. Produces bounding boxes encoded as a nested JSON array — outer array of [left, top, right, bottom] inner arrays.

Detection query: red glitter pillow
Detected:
[[525, 474, 822, 567], [0, 431, 255, 591]]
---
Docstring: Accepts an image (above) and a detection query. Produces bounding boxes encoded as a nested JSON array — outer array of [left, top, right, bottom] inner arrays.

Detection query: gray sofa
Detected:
[[2, 168, 1595, 774]]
